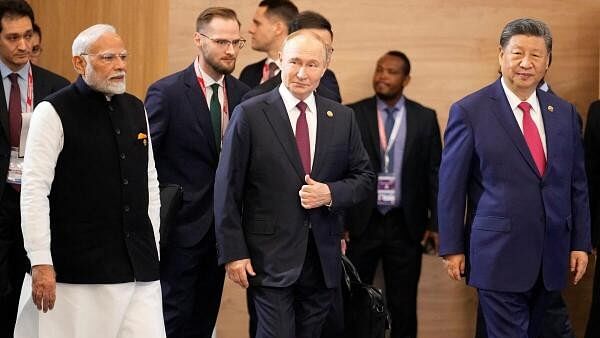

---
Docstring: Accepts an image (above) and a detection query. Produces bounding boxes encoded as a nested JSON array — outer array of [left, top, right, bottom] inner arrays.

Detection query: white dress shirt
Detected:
[[20, 99, 161, 267], [500, 76, 547, 157], [278, 84, 317, 170]]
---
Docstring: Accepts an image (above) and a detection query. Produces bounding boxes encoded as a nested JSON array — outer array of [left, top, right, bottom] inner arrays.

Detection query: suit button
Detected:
[[108, 105, 115, 112], [123, 178, 129, 185], [125, 232, 131, 238], [120, 153, 126, 160], [115, 128, 121, 135], [124, 205, 130, 212]]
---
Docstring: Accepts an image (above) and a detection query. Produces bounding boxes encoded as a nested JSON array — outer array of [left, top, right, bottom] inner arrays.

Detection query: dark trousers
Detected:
[[251, 231, 336, 338], [476, 292, 574, 338], [0, 185, 27, 338], [585, 255, 600, 338], [477, 276, 550, 338], [346, 208, 422, 338], [160, 227, 225, 338]]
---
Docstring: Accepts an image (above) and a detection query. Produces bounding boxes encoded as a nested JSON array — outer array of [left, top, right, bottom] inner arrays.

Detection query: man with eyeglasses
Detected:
[[145, 7, 249, 338], [15, 24, 164, 338], [29, 23, 41, 65], [0, 1, 69, 337]]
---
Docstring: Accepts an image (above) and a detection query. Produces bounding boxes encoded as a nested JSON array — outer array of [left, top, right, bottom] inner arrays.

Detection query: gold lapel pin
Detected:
[[547, 105, 554, 112], [326, 110, 333, 118]]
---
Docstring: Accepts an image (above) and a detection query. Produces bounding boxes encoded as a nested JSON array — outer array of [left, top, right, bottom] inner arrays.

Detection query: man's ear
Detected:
[[72, 55, 86, 75]]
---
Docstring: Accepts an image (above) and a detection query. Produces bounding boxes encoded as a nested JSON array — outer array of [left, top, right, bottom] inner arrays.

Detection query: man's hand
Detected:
[[299, 175, 331, 209], [570, 250, 588, 285], [442, 254, 465, 281], [421, 230, 439, 255], [225, 258, 256, 289], [31, 265, 56, 312]]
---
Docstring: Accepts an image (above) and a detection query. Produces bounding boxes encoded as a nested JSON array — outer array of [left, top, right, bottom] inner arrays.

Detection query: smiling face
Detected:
[[279, 33, 327, 101], [499, 34, 549, 99]]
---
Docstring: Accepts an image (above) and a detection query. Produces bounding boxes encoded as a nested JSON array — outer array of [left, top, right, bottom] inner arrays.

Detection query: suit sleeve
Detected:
[[144, 83, 169, 155], [214, 104, 251, 265], [585, 101, 600, 247], [326, 109, 376, 210], [570, 104, 592, 252], [438, 103, 473, 256], [427, 110, 442, 232]]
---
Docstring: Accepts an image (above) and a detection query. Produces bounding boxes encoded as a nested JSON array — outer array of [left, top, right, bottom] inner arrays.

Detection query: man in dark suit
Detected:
[[214, 31, 374, 338], [145, 7, 249, 338], [0, 1, 69, 336], [242, 10, 341, 103], [584, 99, 600, 338], [439, 18, 590, 338], [240, 0, 297, 88], [345, 50, 441, 338]]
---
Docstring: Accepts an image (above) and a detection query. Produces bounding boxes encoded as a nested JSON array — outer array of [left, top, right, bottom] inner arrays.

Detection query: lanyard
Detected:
[[376, 105, 404, 172], [25, 67, 33, 112]]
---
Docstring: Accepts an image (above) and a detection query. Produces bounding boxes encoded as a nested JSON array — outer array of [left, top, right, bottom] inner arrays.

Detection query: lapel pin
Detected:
[[137, 133, 148, 146], [326, 110, 333, 118], [547, 105, 554, 112]]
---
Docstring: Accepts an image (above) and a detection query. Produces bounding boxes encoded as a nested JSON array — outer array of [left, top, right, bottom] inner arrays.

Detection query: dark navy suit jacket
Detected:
[[145, 63, 249, 247], [214, 88, 374, 288], [438, 78, 591, 292]]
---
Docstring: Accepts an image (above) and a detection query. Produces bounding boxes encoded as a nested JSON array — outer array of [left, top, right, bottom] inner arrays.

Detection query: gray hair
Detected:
[[72, 24, 116, 56], [499, 18, 552, 55]]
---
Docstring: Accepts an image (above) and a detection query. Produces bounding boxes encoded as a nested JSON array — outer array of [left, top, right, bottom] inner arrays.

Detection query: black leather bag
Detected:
[[341, 255, 390, 338], [159, 184, 183, 242]]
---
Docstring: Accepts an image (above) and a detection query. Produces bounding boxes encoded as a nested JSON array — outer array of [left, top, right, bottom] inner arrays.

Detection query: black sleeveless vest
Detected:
[[44, 77, 159, 283]]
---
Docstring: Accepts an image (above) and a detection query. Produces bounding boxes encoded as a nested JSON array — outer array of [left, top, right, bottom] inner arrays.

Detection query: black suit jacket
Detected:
[[0, 64, 70, 200], [239, 58, 341, 99], [214, 88, 375, 288], [585, 100, 600, 247], [145, 64, 249, 247], [346, 96, 442, 242]]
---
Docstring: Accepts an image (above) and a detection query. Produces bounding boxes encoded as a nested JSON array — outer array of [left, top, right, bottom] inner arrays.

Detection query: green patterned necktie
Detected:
[[209, 83, 221, 151]]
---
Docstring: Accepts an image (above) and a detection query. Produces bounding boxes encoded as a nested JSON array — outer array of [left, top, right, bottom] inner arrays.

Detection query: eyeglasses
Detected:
[[31, 45, 43, 56], [198, 33, 246, 49], [80, 52, 128, 63]]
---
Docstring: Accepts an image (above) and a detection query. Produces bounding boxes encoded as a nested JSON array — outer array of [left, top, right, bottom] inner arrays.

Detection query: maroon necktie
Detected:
[[518, 101, 546, 176], [295, 101, 311, 174], [8, 73, 21, 148]]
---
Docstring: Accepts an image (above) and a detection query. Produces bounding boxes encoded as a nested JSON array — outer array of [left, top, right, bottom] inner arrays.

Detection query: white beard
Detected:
[[83, 63, 126, 95]]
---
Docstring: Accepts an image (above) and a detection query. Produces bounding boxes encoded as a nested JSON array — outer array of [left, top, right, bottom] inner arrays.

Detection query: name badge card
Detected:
[[7, 147, 23, 185], [377, 174, 396, 206]]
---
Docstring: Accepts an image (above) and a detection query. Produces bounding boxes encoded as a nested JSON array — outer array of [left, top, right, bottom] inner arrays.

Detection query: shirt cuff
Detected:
[[28, 250, 53, 267]]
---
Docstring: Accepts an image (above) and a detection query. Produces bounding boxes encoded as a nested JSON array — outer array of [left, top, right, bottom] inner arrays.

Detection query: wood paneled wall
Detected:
[[28, 0, 169, 100], [169, 0, 600, 130]]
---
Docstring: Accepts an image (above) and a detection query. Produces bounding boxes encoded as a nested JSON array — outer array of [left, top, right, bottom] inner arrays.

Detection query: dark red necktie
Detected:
[[8, 73, 21, 148], [295, 101, 311, 174], [518, 101, 546, 176]]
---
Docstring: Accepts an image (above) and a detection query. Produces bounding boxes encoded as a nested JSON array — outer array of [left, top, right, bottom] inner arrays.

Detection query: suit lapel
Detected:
[[364, 97, 382, 172], [402, 100, 419, 168], [311, 96, 335, 178], [183, 64, 218, 158], [489, 79, 540, 177], [262, 90, 305, 180], [537, 90, 559, 179], [0, 76, 7, 142]]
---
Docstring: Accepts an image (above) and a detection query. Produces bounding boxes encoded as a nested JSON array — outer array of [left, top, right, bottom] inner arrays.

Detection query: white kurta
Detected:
[[15, 98, 164, 338]]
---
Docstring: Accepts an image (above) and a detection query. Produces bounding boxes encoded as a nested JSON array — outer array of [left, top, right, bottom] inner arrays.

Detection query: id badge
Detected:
[[7, 147, 23, 185], [377, 174, 396, 206]]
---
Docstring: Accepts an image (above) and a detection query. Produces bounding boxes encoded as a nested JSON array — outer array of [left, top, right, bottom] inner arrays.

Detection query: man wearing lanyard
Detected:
[[0, 1, 69, 337], [345, 51, 442, 338], [145, 7, 249, 338]]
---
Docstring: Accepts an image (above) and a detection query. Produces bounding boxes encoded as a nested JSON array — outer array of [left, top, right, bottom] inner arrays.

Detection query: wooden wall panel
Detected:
[[169, 0, 600, 131], [28, 0, 168, 100]]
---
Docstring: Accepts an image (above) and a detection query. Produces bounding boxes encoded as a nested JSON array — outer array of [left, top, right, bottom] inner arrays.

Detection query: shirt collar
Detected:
[[278, 83, 317, 115], [265, 57, 280, 69], [501, 76, 539, 112], [0, 59, 30, 80], [376, 95, 405, 113]]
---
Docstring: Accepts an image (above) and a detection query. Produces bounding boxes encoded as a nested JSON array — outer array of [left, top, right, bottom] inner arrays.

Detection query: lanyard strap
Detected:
[[25, 67, 33, 112], [376, 105, 404, 172]]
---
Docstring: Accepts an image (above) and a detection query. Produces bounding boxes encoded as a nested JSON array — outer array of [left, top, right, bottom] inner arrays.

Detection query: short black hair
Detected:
[[386, 50, 411, 76], [288, 10, 333, 39], [0, 0, 34, 33], [500, 18, 552, 55], [259, 0, 298, 29], [33, 22, 41, 41]]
